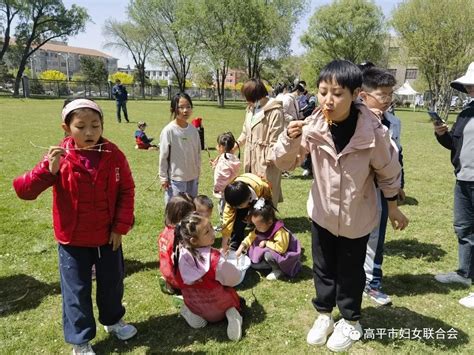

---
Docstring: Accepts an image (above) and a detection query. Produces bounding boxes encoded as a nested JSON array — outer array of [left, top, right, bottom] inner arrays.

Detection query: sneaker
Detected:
[[266, 269, 283, 281], [364, 285, 392, 306], [306, 313, 334, 345], [459, 293, 474, 309], [72, 342, 95, 355], [180, 304, 207, 329], [104, 319, 137, 340], [282, 171, 291, 178], [213, 225, 223, 232], [302, 169, 311, 177], [225, 307, 242, 341], [434, 272, 472, 287], [326, 319, 362, 352], [250, 261, 272, 270]]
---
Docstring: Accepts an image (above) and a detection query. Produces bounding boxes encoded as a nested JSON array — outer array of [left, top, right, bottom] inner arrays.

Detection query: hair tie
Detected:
[[254, 197, 265, 210]]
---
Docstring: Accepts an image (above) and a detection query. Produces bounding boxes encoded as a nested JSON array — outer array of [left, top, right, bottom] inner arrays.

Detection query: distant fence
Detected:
[[0, 77, 245, 102]]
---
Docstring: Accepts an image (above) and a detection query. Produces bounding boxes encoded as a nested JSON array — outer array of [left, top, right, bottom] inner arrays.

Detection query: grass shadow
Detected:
[[0, 274, 60, 317], [361, 306, 469, 350], [284, 216, 311, 234], [93, 296, 265, 353], [385, 239, 446, 262], [383, 273, 468, 296], [398, 196, 419, 206], [125, 259, 158, 278]]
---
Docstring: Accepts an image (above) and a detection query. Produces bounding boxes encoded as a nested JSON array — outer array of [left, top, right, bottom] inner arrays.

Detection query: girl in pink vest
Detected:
[[158, 193, 195, 294], [173, 212, 243, 341], [236, 198, 301, 280]]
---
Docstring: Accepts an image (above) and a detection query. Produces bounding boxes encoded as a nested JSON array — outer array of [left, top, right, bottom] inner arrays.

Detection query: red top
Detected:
[[13, 136, 135, 247]]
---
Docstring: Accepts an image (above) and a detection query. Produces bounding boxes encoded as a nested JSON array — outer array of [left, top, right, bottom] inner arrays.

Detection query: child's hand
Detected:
[[236, 244, 246, 257], [161, 181, 170, 190], [48, 146, 65, 175], [388, 206, 409, 231], [109, 232, 122, 251], [259, 240, 266, 248]]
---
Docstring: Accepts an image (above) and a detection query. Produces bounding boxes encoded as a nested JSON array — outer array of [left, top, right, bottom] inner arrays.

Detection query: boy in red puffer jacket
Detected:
[[13, 98, 136, 355]]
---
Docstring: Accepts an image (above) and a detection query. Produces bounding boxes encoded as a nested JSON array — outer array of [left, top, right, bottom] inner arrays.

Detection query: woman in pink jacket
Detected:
[[13, 99, 136, 354], [274, 60, 409, 352]]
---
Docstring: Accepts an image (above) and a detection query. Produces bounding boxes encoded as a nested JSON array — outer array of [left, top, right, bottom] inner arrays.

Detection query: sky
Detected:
[[62, 0, 403, 68]]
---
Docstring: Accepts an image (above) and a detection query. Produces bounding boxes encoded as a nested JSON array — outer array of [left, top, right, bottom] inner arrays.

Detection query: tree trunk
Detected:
[[13, 57, 29, 97]]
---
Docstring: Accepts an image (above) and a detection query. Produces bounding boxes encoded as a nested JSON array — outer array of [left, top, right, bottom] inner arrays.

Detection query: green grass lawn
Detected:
[[0, 97, 472, 354]]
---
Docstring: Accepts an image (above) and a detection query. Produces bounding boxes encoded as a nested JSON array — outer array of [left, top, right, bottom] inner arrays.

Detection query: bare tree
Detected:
[[103, 19, 154, 98]]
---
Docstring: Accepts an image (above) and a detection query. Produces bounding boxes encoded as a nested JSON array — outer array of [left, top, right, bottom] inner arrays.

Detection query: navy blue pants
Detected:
[[311, 222, 369, 321], [116, 100, 129, 122], [58, 244, 125, 345], [454, 181, 474, 279]]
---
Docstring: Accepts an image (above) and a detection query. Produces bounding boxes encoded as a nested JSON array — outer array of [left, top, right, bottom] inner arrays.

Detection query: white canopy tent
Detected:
[[394, 81, 418, 107], [395, 81, 418, 96]]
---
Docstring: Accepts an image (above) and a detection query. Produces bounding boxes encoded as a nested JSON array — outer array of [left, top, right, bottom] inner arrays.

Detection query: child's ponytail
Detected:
[[217, 132, 240, 160]]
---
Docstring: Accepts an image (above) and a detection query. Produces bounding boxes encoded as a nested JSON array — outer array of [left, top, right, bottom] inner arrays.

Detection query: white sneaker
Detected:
[[225, 307, 242, 341], [459, 293, 474, 309], [266, 269, 282, 281], [326, 319, 362, 352], [104, 319, 137, 340], [306, 313, 334, 345], [302, 169, 311, 177], [180, 303, 207, 329], [72, 342, 95, 355]]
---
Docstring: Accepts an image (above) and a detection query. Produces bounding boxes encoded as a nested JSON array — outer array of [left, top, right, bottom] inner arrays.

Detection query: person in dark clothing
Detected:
[[112, 79, 129, 123], [433, 62, 474, 309]]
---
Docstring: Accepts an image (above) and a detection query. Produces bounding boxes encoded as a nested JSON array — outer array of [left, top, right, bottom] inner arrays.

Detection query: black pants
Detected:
[[311, 221, 369, 321], [229, 207, 249, 250]]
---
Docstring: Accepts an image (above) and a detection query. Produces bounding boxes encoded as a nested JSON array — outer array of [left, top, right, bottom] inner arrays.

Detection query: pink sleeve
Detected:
[[215, 256, 241, 287]]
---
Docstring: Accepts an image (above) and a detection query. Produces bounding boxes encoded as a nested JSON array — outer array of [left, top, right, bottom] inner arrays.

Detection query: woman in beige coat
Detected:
[[237, 79, 285, 205]]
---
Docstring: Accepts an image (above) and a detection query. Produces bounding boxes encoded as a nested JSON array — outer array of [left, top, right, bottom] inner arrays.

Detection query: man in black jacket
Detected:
[[112, 79, 129, 123]]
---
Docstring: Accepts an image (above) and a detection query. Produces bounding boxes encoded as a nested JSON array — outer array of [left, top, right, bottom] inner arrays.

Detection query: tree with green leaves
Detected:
[[391, 0, 474, 116], [10, 0, 88, 96], [103, 19, 154, 98], [301, 0, 387, 76], [236, 0, 306, 79], [79, 56, 108, 96], [129, 0, 194, 93], [0, 0, 27, 62], [185, 0, 245, 106]]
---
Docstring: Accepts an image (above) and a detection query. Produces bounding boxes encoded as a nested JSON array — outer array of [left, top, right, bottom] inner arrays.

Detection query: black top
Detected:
[[329, 103, 359, 154]]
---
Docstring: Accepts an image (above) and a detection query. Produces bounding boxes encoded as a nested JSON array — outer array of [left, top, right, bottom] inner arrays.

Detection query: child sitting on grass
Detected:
[[135, 121, 158, 150], [236, 198, 301, 280], [174, 212, 243, 341], [158, 193, 195, 295]]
